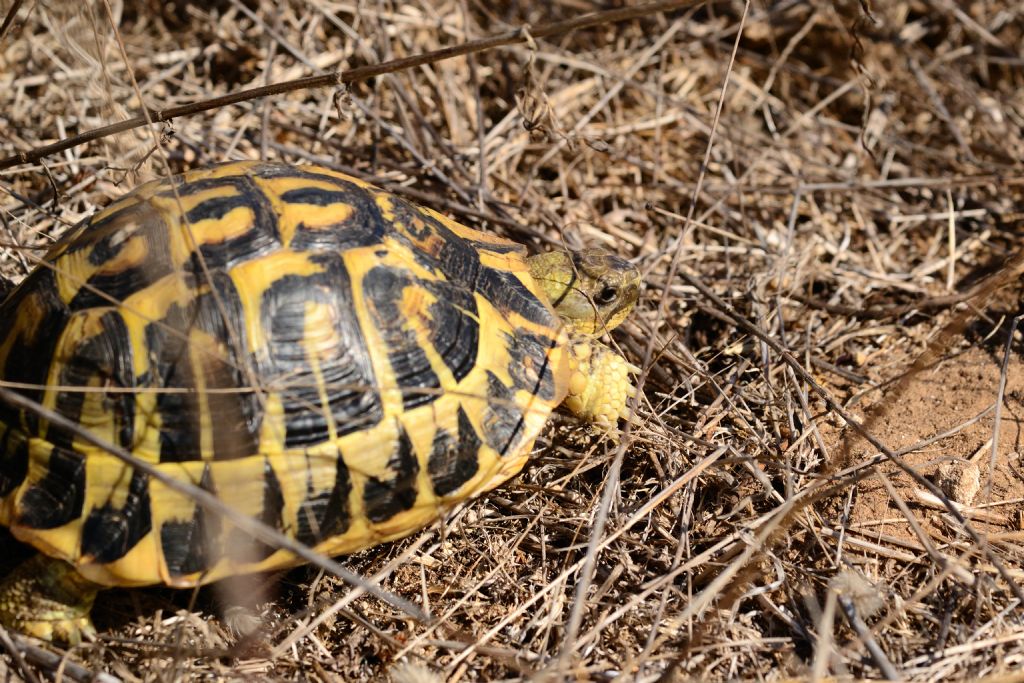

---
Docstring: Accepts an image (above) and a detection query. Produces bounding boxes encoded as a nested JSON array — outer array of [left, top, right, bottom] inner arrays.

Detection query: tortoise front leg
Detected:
[[562, 335, 638, 427], [0, 555, 100, 644]]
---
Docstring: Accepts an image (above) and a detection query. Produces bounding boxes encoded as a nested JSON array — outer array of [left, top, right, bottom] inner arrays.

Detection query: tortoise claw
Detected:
[[13, 614, 96, 646]]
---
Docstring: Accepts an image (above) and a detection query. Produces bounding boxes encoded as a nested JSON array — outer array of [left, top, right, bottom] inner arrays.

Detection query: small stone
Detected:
[[223, 605, 262, 637], [935, 460, 981, 506], [830, 569, 884, 619]]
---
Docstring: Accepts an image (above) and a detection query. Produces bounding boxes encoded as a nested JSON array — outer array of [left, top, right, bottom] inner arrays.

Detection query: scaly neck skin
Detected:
[[527, 251, 582, 320]]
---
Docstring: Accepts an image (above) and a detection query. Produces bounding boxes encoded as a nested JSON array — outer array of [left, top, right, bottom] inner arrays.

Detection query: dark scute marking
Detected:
[[83, 202, 162, 266], [264, 277, 323, 447], [80, 469, 152, 563], [481, 372, 526, 456], [260, 254, 382, 447], [364, 424, 419, 523], [173, 176, 281, 273], [237, 164, 357, 186], [428, 406, 481, 497], [41, 201, 153, 267], [0, 273, 69, 431], [294, 450, 352, 546], [388, 198, 556, 329], [390, 198, 476, 278], [382, 199, 451, 270], [192, 270, 247, 341], [280, 188, 353, 207], [68, 204, 175, 312], [161, 466, 219, 576], [159, 522, 198, 576], [249, 164, 388, 218], [0, 428, 29, 497], [148, 302, 202, 462], [421, 280, 478, 383], [475, 268, 557, 329], [285, 187, 390, 252], [68, 266, 154, 312], [261, 458, 285, 530], [16, 446, 85, 529], [194, 275, 262, 460], [50, 311, 136, 452], [387, 199, 435, 241], [506, 330, 559, 402], [461, 237, 527, 256], [244, 163, 400, 242], [362, 266, 441, 410], [145, 273, 262, 462], [158, 174, 242, 198], [228, 458, 285, 561], [183, 192, 251, 226]]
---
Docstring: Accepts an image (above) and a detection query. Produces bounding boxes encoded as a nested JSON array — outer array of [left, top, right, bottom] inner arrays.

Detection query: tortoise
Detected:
[[0, 161, 640, 643]]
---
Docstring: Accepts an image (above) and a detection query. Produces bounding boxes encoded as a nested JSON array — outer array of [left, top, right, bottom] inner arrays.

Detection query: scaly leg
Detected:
[[0, 555, 100, 644], [563, 336, 637, 427]]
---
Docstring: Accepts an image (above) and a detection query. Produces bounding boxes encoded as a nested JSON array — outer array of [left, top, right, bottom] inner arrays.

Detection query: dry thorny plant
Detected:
[[0, 0, 1023, 681]]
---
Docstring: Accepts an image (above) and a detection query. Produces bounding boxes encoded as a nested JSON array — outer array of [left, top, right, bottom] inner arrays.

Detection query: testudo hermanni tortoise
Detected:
[[0, 161, 640, 642]]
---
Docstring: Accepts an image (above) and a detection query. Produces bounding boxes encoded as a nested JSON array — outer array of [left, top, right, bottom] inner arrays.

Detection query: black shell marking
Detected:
[[195, 276, 262, 461], [149, 302, 203, 463], [364, 424, 419, 523], [481, 372, 526, 457], [260, 254, 383, 447], [362, 265, 442, 410], [51, 311, 136, 452], [280, 183, 390, 248], [506, 330, 559, 402], [176, 178, 282, 273], [0, 275, 70, 433], [260, 458, 285, 531], [294, 450, 352, 546], [420, 209, 554, 328], [17, 446, 86, 529], [422, 280, 479, 383], [428, 406, 481, 497], [223, 458, 287, 562], [161, 465, 219, 577], [383, 198, 560, 328], [80, 469, 152, 563], [0, 428, 28, 498]]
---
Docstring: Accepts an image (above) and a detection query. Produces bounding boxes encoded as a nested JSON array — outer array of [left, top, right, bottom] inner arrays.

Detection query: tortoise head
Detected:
[[528, 248, 641, 335]]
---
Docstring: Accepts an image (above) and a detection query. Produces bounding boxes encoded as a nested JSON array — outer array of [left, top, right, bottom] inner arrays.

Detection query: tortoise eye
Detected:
[[595, 285, 619, 305]]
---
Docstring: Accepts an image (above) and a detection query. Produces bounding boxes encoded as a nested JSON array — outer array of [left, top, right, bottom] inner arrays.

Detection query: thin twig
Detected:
[[0, 0, 26, 45]]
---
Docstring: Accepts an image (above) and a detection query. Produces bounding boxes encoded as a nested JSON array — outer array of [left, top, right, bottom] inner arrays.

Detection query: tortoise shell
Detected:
[[0, 162, 569, 588]]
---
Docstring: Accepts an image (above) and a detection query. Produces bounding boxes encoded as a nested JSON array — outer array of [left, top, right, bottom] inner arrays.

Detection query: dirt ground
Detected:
[[845, 344, 1024, 537], [1, 0, 1024, 681]]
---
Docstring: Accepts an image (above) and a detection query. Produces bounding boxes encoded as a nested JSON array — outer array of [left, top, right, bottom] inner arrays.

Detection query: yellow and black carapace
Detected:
[[0, 161, 640, 642]]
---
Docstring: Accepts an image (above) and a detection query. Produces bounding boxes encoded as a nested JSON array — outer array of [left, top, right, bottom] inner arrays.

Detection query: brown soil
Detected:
[[844, 344, 1024, 543]]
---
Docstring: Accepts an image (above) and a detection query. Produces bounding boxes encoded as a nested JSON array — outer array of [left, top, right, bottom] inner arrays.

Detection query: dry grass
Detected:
[[2, 0, 1024, 680]]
